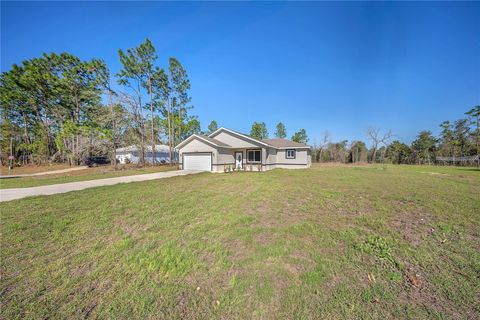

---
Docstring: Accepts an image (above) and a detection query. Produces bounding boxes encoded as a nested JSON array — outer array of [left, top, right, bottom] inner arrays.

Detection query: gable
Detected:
[[177, 136, 218, 152], [211, 131, 263, 148], [210, 128, 269, 148]]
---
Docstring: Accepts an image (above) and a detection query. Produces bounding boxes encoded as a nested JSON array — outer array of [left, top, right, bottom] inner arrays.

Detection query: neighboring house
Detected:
[[115, 145, 177, 164], [175, 127, 311, 172]]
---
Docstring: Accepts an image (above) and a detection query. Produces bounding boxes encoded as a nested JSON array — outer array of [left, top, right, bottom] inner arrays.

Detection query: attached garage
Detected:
[[183, 153, 212, 171], [176, 129, 311, 173]]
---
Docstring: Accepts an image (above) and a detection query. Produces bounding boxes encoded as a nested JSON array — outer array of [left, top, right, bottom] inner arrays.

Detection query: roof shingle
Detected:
[[197, 135, 231, 147], [262, 138, 309, 148]]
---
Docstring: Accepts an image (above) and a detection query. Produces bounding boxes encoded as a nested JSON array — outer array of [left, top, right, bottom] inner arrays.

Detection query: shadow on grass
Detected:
[[455, 167, 480, 172]]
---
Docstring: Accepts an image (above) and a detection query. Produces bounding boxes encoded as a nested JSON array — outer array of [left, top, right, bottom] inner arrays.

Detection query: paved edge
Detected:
[[0, 170, 202, 202]]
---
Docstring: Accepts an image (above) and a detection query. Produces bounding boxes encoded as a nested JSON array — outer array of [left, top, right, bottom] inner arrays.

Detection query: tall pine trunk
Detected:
[[168, 98, 173, 166], [75, 91, 80, 165], [178, 106, 182, 164], [108, 90, 117, 167], [148, 73, 156, 165], [137, 82, 145, 166], [22, 112, 32, 164], [171, 98, 177, 164]]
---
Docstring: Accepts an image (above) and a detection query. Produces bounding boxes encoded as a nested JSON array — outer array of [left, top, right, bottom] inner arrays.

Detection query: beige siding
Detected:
[[217, 148, 235, 166], [178, 131, 311, 172], [178, 138, 218, 169], [211, 131, 263, 148], [264, 149, 311, 169], [275, 149, 309, 164], [265, 147, 277, 165]]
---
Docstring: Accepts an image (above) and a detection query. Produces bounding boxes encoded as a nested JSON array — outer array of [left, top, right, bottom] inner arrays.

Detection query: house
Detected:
[[115, 145, 177, 164], [175, 127, 311, 172]]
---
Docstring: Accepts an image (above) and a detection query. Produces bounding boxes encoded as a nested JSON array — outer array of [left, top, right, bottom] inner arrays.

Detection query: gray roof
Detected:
[[209, 127, 272, 147], [262, 138, 308, 148], [178, 127, 309, 149], [217, 128, 308, 148], [197, 135, 231, 147]]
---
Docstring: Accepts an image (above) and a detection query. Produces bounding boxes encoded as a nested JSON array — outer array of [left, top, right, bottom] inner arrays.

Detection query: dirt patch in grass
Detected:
[[399, 263, 461, 318], [389, 202, 436, 247], [284, 262, 304, 276], [254, 232, 274, 246], [174, 290, 191, 318], [224, 239, 251, 262], [241, 199, 313, 228], [114, 219, 148, 239], [71, 262, 95, 277]]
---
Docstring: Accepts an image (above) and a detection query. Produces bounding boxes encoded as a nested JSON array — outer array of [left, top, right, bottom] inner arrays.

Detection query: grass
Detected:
[[0, 163, 72, 175], [0, 165, 177, 189], [1, 164, 479, 319]]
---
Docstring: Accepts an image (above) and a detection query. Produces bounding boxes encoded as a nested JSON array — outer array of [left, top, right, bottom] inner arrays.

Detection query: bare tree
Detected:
[[117, 91, 145, 163], [107, 87, 117, 167], [318, 131, 330, 162], [367, 127, 392, 163]]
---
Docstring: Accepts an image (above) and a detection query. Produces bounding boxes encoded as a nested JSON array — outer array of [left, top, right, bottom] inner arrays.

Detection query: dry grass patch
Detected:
[[0, 163, 71, 175]]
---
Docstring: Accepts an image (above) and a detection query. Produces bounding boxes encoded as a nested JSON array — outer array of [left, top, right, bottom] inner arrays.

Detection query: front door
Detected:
[[235, 152, 243, 169]]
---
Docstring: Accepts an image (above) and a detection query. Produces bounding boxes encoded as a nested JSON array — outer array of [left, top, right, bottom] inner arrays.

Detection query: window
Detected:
[[286, 149, 296, 159], [247, 150, 261, 163]]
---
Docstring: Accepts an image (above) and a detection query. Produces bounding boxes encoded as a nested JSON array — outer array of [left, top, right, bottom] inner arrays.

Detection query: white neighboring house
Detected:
[[115, 145, 177, 164]]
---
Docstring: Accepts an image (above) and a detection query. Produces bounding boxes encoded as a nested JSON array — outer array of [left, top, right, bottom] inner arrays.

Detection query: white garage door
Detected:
[[183, 154, 211, 171]]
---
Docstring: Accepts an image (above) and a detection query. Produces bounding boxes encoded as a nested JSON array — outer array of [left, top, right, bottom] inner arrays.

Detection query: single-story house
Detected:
[[115, 145, 177, 164], [175, 127, 311, 172]]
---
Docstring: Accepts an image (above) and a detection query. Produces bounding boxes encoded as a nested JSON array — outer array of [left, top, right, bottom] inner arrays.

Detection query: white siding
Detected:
[[116, 151, 175, 164]]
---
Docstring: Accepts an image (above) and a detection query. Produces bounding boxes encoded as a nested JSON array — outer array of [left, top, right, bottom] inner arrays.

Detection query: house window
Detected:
[[286, 149, 296, 159], [247, 150, 261, 163]]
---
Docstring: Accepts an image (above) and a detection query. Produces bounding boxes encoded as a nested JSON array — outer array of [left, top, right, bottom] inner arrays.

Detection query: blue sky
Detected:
[[2, 2, 479, 145]]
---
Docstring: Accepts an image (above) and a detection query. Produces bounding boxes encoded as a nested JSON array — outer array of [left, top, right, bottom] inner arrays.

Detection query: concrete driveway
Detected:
[[0, 170, 201, 202]]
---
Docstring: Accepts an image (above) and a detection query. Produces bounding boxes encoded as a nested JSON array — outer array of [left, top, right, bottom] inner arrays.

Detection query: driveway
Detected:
[[0, 170, 201, 202]]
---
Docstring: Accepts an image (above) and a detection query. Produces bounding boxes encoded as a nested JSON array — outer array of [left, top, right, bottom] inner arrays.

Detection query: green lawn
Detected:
[[1, 165, 479, 319], [0, 163, 72, 175], [0, 165, 177, 189]]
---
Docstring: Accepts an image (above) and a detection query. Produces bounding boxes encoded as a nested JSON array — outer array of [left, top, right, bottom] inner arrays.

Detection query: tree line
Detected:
[[1, 41, 478, 167], [383, 107, 479, 165], [194, 120, 309, 144], [226, 107, 478, 166], [0, 39, 202, 166], [248, 122, 308, 144], [311, 107, 479, 165]]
